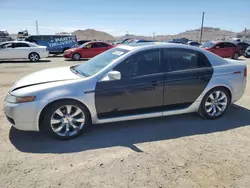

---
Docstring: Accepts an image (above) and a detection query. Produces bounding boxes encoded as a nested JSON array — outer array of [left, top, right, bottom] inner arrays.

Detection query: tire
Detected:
[[42, 100, 91, 140], [232, 52, 239, 60], [199, 87, 231, 119], [72, 53, 81, 61], [29, 52, 40, 62]]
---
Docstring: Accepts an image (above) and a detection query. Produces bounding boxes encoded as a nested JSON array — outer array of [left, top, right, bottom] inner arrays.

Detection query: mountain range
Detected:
[[56, 27, 248, 42]]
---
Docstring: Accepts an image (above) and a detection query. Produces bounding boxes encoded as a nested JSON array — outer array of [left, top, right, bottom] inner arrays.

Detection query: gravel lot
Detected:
[[0, 56, 250, 188]]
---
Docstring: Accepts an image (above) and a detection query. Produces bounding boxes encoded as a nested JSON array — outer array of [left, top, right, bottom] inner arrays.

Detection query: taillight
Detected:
[[244, 67, 247, 77]]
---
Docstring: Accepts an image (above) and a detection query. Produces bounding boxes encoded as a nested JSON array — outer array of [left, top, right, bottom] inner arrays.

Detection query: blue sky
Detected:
[[0, 0, 249, 36]]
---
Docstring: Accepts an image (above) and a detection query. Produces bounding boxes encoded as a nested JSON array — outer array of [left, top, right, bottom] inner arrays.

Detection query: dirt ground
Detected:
[[0, 56, 250, 188]]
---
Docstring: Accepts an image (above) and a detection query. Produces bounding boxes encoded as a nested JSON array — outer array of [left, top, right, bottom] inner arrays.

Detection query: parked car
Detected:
[[77, 40, 91, 46], [0, 41, 48, 62], [187, 41, 201, 47], [244, 46, 250, 58], [25, 35, 77, 54], [236, 42, 250, 55], [64, 41, 114, 60], [4, 43, 247, 139], [201, 41, 241, 59]]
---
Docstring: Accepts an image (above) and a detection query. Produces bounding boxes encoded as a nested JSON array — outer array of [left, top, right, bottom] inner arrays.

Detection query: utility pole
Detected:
[[199, 12, 204, 43], [153, 32, 155, 41], [245, 28, 247, 38], [36, 21, 39, 35]]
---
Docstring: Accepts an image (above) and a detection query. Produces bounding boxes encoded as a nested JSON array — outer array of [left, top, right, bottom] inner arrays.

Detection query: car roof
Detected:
[[0, 41, 37, 46], [117, 42, 207, 52]]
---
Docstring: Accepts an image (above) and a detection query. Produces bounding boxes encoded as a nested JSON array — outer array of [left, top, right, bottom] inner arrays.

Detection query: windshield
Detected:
[[74, 48, 129, 76], [201, 41, 215, 48], [29, 43, 39, 47]]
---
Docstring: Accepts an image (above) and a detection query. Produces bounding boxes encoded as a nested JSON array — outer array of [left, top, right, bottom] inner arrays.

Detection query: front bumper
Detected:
[[4, 101, 40, 131], [63, 53, 73, 58]]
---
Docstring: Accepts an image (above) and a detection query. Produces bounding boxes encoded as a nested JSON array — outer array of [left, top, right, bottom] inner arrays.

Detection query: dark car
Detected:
[[77, 40, 91, 46], [188, 41, 201, 47], [237, 42, 250, 55]]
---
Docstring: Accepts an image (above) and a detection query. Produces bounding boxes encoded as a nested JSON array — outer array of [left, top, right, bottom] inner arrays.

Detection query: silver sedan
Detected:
[[4, 43, 247, 139]]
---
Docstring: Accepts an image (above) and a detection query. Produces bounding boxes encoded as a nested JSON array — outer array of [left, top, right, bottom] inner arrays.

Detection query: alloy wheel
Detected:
[[30, 53, 39, 62], [50, 105, 85, 137], [205, 91, 228, 117]]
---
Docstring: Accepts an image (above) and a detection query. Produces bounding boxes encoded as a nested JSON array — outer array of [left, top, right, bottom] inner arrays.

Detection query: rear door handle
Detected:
[[198, 76, 205, 80]]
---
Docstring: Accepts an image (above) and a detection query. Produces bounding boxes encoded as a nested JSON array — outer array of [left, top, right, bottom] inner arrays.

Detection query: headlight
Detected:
[[5, 94, 35, 103], [64, 51, 73, 54]]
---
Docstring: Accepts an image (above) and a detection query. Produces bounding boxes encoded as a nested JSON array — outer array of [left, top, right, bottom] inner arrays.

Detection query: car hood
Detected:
[[11, 66, 82, 92], [65, 48, 79, 52]]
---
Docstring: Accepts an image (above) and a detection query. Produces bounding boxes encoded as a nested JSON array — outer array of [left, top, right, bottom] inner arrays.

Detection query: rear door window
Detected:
[[224, 42, 236, 48], [14, 43, 30, 48], [164, 48, 209, 72]]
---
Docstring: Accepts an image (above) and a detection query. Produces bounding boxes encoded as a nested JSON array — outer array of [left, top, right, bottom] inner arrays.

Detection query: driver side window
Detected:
[[114, 49, 161, 79]]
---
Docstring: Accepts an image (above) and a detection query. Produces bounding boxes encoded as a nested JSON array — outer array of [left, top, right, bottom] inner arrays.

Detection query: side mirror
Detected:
[[107, 71, 121, 80]]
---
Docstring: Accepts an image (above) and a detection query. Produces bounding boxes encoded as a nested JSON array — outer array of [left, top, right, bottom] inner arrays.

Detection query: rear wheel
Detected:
[[42, 100, 91, 139], [72, 53, 81, 61], [29, 52, 40, 62], [232, 52, 239, 60], [199, 88, 230, 119]]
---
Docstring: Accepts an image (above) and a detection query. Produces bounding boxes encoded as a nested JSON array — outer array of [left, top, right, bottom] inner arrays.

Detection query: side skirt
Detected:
[[94, 101, 200, 124]]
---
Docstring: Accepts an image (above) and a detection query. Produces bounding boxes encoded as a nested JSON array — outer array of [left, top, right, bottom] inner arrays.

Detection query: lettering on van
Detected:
[[48, 36, 76, 48]]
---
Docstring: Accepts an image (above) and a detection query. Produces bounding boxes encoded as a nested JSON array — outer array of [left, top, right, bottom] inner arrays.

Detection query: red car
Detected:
[[201, 41, 241, 59], [64, 41, 114, 60]]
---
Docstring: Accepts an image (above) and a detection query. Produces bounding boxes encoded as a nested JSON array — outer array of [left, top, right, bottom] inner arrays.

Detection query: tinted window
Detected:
[[215, 43, 225, 48], [14, 43, 30, 48], [92, 42, 109, 48], [165, 49, 206, 71], [224, 42, 236, 48], [115, 49, 161, 78]]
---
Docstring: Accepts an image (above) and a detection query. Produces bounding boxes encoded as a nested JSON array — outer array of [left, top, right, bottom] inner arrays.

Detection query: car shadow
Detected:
[[0, 60, 51, 63], [64, 58, 89, 62], [9, 104, 250, 154]]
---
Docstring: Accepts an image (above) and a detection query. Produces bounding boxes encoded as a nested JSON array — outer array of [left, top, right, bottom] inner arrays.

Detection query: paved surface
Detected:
[[0, 56, 250, 188]]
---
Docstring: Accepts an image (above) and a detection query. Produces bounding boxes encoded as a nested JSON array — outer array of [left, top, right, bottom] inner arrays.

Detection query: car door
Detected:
[[0, 42, 13, 59], [95, 49, 165, 119], [224, 42, 236, 57], [12, 42, 30, 58], [162, 48, 213, 111], [91, 42, 109, 57], [212, 42, 227, 57]]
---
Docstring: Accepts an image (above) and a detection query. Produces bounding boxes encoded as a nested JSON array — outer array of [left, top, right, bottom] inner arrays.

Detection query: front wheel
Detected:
[[199, 88, 230, 119], [29, 52, 40, 62], [42, 100, 90, 139], [72, 53, 81, 61]]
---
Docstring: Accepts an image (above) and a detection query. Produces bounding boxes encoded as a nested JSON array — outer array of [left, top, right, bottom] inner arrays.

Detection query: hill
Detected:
[[119, 27, 238, 42]]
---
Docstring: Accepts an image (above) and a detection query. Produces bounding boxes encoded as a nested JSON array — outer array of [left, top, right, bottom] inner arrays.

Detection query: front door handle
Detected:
[[152, 80, 160, 86]]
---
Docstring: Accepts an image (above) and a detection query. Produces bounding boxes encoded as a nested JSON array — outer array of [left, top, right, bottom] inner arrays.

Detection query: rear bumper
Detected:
[[40, 51, 49, 58]]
